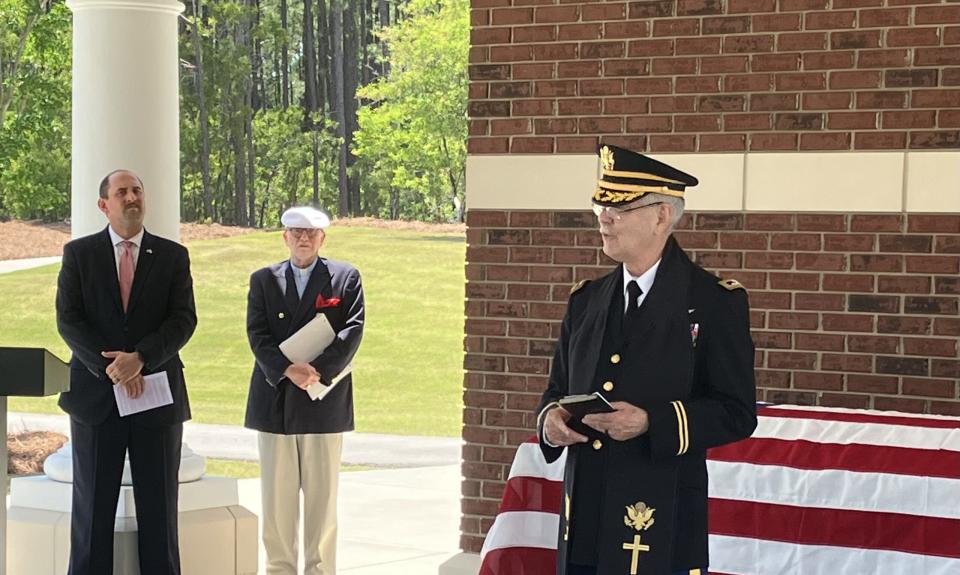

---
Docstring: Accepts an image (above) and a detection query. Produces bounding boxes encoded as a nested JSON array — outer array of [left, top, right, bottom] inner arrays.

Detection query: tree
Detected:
[[354, 0, 468, 222]]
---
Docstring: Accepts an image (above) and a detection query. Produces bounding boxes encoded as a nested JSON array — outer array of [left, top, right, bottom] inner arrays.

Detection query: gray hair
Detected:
[[642, 193, 685, 231]]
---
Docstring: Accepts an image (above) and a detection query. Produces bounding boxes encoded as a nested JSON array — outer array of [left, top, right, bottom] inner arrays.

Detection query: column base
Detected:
[[438, 551, 481, 575], [7, 476, 258, 575]]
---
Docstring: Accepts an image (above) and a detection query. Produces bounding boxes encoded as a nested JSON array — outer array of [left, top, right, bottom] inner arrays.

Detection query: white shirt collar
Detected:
[[622, 259, 661, 304], [108, 226, 144, 248], [290, 257, 319, 278]]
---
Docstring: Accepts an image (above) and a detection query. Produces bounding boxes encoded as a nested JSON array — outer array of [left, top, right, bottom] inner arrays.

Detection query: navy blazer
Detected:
[[244, 257, 364, 434], [56, 227, 197, 426]]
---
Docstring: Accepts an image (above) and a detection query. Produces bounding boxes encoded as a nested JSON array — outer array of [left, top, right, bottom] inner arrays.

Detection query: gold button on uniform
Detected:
[[592, 439, 603, 450], [610, 354, 621, 364], [603, 381, 614, 392]]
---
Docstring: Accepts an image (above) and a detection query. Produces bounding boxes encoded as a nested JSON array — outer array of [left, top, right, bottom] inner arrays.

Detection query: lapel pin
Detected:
[[278, 312, 285, 319], [145, 248, 153, 254], [688, 308, 696, 314]]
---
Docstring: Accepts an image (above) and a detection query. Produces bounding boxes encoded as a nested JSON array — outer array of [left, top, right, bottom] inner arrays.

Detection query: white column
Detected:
[[68, 0, 185, 242]]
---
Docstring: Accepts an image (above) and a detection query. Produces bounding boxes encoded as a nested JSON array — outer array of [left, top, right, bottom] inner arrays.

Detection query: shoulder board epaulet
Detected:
[[570, 279, 591, 295], [718, 278, 746, 291]]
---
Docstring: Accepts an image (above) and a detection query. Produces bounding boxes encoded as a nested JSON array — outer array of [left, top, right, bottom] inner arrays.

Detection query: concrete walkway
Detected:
[[0, 255, 61, 273]]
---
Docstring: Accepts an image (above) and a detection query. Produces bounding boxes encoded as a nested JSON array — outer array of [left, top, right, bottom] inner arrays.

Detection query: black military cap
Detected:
[[591, 144, 699, 207]]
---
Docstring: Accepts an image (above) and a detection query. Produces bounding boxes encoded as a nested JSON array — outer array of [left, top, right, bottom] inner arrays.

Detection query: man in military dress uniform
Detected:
[[536, 145, 758, 575]]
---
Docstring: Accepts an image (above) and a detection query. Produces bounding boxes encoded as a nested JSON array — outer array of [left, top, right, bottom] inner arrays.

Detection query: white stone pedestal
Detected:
[[7, 475, 257, 575], [438, 551, 481, 575]]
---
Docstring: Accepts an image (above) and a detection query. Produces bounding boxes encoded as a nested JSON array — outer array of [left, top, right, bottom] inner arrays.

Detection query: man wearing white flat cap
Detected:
[[244, 206, 364, 575]]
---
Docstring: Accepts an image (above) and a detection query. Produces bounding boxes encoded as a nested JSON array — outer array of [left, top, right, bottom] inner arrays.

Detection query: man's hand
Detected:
[[543, 406, 588, 446], [582, 401, 650, 441], [284, 362, 320, 390], [102, 350, 144, 385], [119, 374, 145, 399]]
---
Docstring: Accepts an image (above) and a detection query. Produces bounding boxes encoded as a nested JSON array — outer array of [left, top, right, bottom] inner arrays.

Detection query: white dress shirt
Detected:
[[622, 258, 661, 312]]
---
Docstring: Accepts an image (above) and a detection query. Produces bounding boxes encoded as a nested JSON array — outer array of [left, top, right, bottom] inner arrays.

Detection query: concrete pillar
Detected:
[[67, 0, 184, 242]]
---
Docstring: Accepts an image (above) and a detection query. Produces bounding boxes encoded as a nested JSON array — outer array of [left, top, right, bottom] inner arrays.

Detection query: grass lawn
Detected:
[[1, 226, 465, 436]]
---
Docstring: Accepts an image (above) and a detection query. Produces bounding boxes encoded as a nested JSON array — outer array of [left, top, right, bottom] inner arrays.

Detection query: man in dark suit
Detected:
[[56, 169, 197, 575], [245, 206, 364, 575], [536, 145, 757, 575]]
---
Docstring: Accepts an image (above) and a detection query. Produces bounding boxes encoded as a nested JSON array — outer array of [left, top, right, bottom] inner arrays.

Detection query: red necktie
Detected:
[[119, 240, 135, 311]]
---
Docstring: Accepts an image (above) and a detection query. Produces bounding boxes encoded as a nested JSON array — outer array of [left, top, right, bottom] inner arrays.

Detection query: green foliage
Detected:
[[355, 0, 469, 223], [0, 0, 72, 220], [3, 226, 466, 437]]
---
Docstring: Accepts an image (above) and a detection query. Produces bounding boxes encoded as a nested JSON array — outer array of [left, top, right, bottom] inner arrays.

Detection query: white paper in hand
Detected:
[[306, 364, 352, 401], [113, 372, 174, 417], [279, 314, 336, 363]]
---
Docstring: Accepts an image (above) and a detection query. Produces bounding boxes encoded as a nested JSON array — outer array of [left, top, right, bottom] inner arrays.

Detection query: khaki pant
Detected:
[[258, 432, 343, 575]]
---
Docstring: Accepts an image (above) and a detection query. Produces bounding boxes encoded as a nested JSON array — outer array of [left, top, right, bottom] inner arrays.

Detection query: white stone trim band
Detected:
[[466, 152, 960, 213]]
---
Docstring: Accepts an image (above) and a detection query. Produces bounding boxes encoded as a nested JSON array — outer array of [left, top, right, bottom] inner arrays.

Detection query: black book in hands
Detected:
[[558, 392, 615, 421]]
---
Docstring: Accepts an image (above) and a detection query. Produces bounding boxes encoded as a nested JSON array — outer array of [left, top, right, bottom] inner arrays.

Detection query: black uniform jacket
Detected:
[[536, 236, 757, 574], [56, 227, 197, 426], [244, 257, 364, 434]]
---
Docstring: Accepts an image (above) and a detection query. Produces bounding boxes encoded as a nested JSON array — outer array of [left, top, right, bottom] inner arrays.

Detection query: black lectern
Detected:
[[0, 346, 69, 575]]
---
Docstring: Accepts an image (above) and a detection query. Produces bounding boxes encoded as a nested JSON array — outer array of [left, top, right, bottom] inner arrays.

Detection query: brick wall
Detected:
[[460, 208, 960, 552], [468, 0, 960, 154], [460, 0, 960, 557]]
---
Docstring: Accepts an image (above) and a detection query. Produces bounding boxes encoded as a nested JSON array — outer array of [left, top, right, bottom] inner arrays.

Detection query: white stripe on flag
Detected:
[[753, 416, 960, 451], [708, 460, 960, 519], [710, 534, 960, 575], [761, 405, 960, 422], [507, 442, 566, 481], [480, 511, 559, 557]]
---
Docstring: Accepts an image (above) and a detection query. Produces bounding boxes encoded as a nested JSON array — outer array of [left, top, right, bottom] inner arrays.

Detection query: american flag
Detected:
[[479, 405, 960, 575]]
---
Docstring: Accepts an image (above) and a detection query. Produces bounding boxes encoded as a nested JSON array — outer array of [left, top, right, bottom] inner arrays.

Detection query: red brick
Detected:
[[626, 78, 674, 95], [904, 338, 958, 358], [830, 71, 881, 90], [723, 35, 775, 53], [604, 20, 651, 39], [903, 377, 957, 399], [878, 234, 933, 254], [778, 32, 827, 51], [490, 82, 533, 99], [533, 118, 576, 135], [725, 74, 774, 92], [936, 236, 960, 254], [649, 135, 697, 152], [627, 39, 676, 58], [746, 214, 796, 231], [628, 0, 676, 20], [696, 214, 744, 230], [472, 27, 512, 46], [776, 73, 826, 91], [947, 27, 960, 46], [756, 369, 791, 389], [769, 312, 819, 330], [676, 37, 722, 55], [469, 137, 510, 154], [800, 133, 852, 150], [855, 132, 908, 150], [558, 24, 603, 42], [677, 0, 724, 15], [939, 110, 960, 127], [794, 372, 844, 391], [833, 0, 883, 7], [513, 64, 555, 80], [581, 116, 625, 134], [676, 76, 722, 94], [822, 313, 874, 332], [769, 272, 820, 291], [886, 27, 942, 48], [916, 48, 960, 66], [721, 232, 769, 250], [832, 30, 881, 50], [696, 251, 744, 269], [847, 335, 899, 354], [512, 99, 554, 116], [532, 43, 579, 61], [796, 253, 847, 271], [910, 131, 960, 149], [535, 5, 579, 23], [600, 97, 647, 116], [779, 0, 829, 10], [879, 315, 931, 335], [625, 115, 673, 133], [469, 46, 488, 64], [754, 13, 801, 32], [937, 276, 960, 295], [750, 94, 799, 111], [805, 10, 856, 30], [702, 15, 751, 35], [653, 18, 701, 37], [470, 65, 511, 81], [878, 275, 931, 294], [729, 0, 775, 11], [803, 52, 855, 73], [915, 5, 960, 24], [904, 296, 959, 315], [796, 293, 846, 311], [649, 95, 696, 113], [580, 79, 625, 97], [583, 3, 627, 21], [486, 265, 529, 281], [580, 42, 625, 60], [910, 216, 960, 234], [856, 91, 908, 110], [557, 98, 602, 116], [755, 331, 793, 349], [906, 255, 960, 274], [798, 214, 847, 232], [603, 59, 650, 77], [859, 8, 910, 27], [857, 49, 910, 69], [775, 112, 823, 130], [821, 353, 873, 373], [932, 359, 960, 379], [847, 374, 898, 394], [699, 134, 747, 152], [491, 7, 533, 26], [882, 110, 937, 129], [700, 56, 749, 74], [753, 53, 802, 72], [533, 81, 577, 98], [850, 254, 903, 272], [651, 57, 698, 75], [934, 318, 960, 337], [471, 9, 490, 27], [725, 113, 772, 130], [848, 294, 900, 313], [823, 273, 875, 292], [826, 112, 877, 130], [820, 393, 871, 410]]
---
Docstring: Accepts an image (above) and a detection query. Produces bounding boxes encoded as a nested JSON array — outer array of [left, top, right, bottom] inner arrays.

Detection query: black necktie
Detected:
[[623, 280, 642, 329], [284, 263, 300, 312]]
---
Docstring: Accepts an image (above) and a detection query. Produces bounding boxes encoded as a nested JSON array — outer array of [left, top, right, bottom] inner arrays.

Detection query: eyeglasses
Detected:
[[287, 228, 321, 238], [592, 201, 664, 220]]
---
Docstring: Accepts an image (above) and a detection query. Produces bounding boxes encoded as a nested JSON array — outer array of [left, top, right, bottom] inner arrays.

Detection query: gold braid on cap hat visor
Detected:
[[602, 169, 687, 186], [593, 181, 686, 201]]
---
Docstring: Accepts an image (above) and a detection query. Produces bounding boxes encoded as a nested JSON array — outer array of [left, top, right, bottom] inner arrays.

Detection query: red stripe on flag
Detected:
[[708, 437, 960, 479], [758, 406, 960, 429], [709, 498, 960, 558], [479, 547, 557, 575], [499, 476, 563, 514]]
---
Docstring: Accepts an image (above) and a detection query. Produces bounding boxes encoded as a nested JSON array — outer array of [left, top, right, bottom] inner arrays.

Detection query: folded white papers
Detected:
[[113, 371, 174, 417], [306, 364, 352, 401], [279, 314, 352, 401]]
